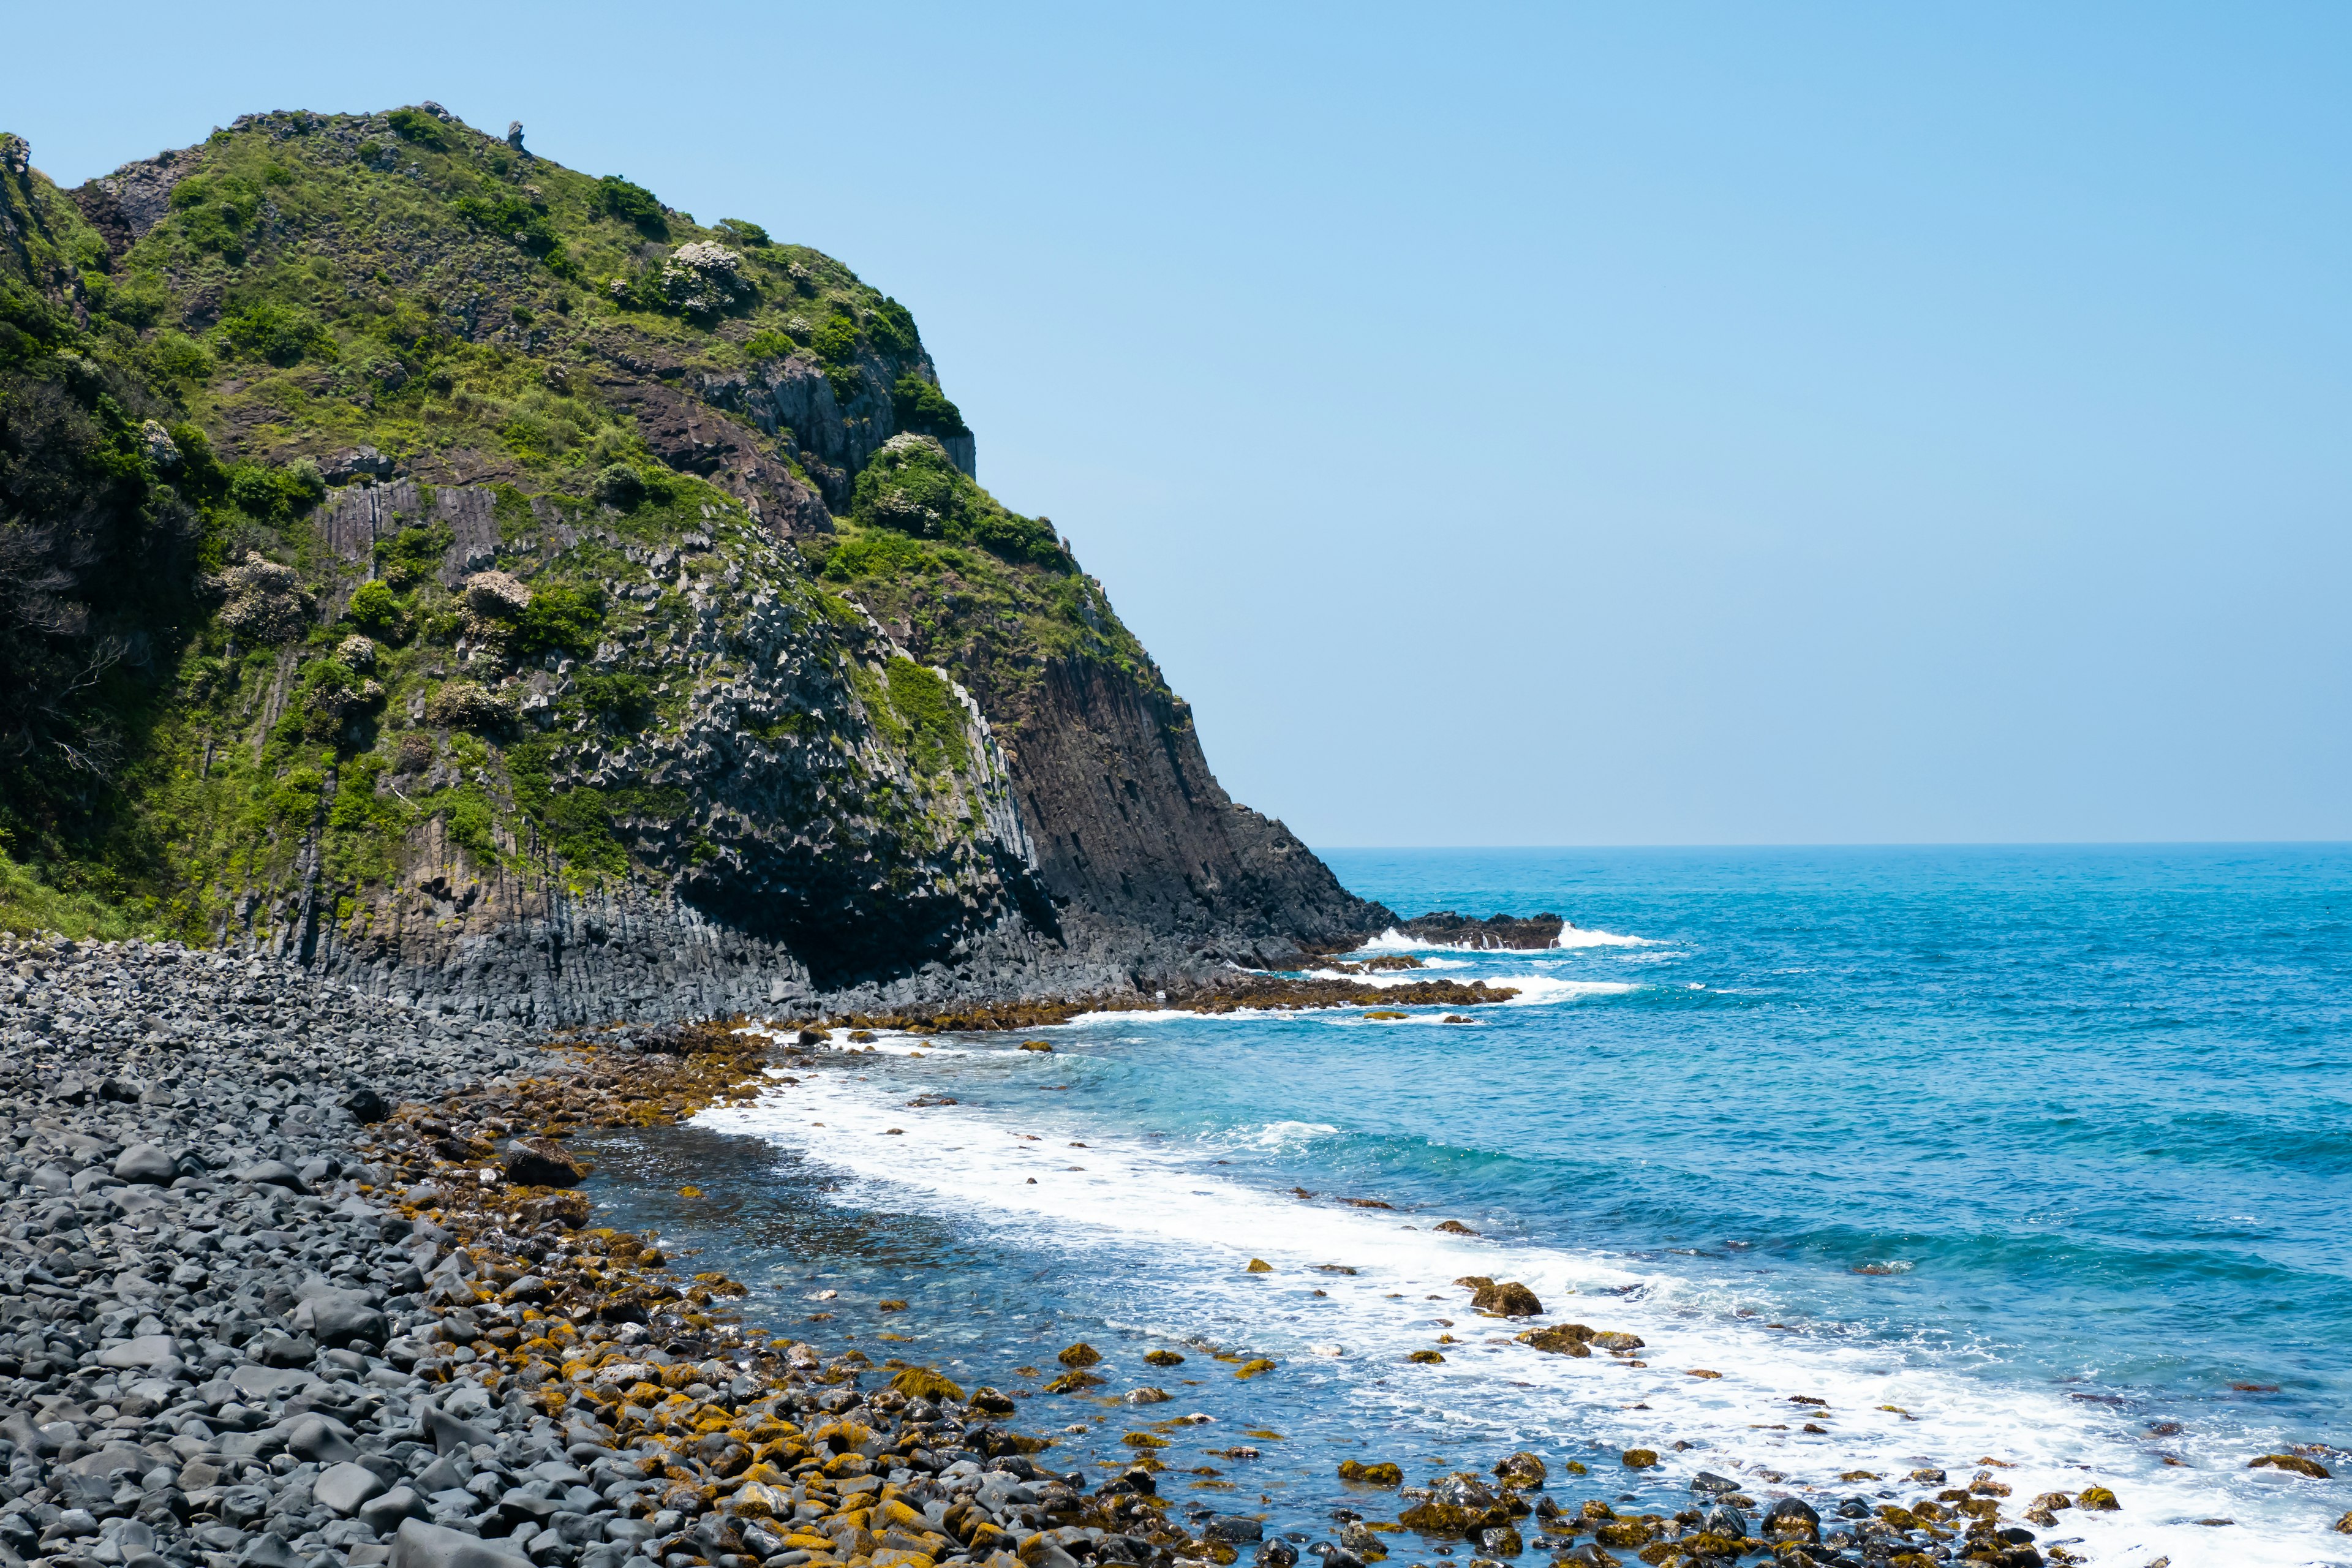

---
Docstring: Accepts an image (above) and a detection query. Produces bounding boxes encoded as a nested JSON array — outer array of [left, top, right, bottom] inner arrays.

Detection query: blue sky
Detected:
[[20, 2, 2350, 844]]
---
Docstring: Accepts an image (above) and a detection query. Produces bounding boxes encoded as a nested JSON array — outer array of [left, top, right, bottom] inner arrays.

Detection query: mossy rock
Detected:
[[1362, 1010, 1408, 1021], [1245, 1258, 1273, 1273], [1515, 1324, 1594, 1357], [965, 1385, 1016, 1414], [1057, 1341, 1102, 1367], [1493, 1452, 1546, 1488], [1042, 1370, 1102, 1393], [889, 1366, 965, 1403], [1469, 1279, 1543, 1317], [2250, 1453, 2331, 1478], [1142, 1349, 1186, 1367], [1591, 1518, 1654, 1547], [2075, 1486, 2120, 1510], [1398, 1501, 1474, 1539], [1407, 1349, 1444, 1364], [1234, 1357, 1276, 1380], [1472, 1524, 1521, 1557], [1020, 1039, 1054, 1052], [1337, 1460, 1403, 1487], [1434, 1219, 1479, 1235], [1619, 1449, 1659, 1471]]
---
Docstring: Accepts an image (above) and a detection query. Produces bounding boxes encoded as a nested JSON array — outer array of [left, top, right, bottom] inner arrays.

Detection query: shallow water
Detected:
[[578, 845, 2352, 1567]]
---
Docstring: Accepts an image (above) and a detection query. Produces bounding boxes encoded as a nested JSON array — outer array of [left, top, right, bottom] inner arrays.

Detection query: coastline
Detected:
[[0, 929, 2306, 1568]]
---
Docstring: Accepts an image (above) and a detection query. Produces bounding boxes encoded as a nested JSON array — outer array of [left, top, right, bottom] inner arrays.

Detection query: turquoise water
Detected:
[[583, 845, 2352, 1566]]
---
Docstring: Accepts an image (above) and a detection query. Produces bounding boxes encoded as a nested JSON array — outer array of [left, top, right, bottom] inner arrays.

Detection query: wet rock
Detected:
[[1057, 1342, 1102, 1367], [1337, 1461, 1403, 1487], [2076, 1486, 2120, 1510], [1619, 1449, 1659, 1470], [1514, 1324, 1594, 1356], [1493, 1452, 1546, 1488], [2250, 1453, 2331, 1478], [501, 1138, 584, 1186], [1760, 1497, 1819, 1540], [1461, 1278, 1542, 1317]]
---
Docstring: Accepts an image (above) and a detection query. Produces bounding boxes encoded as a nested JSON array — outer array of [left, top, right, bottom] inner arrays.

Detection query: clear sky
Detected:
[[18, 2, 2349, 845]]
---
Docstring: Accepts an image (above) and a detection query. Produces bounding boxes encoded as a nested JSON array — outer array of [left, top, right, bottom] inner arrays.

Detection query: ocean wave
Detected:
[[695, 1073, 2337, 1566], [1360, 924, 1659, 954]]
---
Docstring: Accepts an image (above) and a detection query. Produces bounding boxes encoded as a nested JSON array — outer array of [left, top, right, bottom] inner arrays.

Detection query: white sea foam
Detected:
[[1360, 924, 1659, 953], [696, 1070, 2339, 1566]]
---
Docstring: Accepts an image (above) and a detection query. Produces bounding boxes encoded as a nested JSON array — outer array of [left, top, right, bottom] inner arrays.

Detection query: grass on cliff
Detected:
[[0, 854, 151, 941]]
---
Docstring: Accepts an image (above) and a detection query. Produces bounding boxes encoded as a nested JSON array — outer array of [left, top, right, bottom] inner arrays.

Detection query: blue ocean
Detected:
[[580, 846, 2352, 1566]]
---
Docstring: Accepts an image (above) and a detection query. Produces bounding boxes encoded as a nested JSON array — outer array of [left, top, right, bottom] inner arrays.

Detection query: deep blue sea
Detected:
[[581, 846, 2352, 1567]]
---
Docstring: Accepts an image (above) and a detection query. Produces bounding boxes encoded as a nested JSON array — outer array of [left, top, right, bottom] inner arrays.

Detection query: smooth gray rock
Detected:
[[97, 1333, 181, 1370], [230, 1363, 320, 1401], [391, 1518, 532, 1568], [288, 1414, 360, 1464], [232, 1159, 311, 1192], [317, 1460, 390, 1515], [113, 1141, 179, 1184], [360, 1487, 429, 1534]]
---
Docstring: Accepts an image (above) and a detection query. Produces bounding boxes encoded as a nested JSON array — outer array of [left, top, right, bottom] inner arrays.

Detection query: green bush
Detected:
[[516, 581, 603, 658], [850, 438, 1066, 570], [346, 579, 404, 635], [745, 327, 800, 361], [386, 108, 448, 149], [892, 372, 968, 438], [225, 460, 325, 521], [592, 176, 667, 236], [868, 296, 919, 356], [216, 301, 335, 366], [168, 174, 262, 257], [147, 330, 211, 381], [812, 311, 859, 366], [377, 519, 454, 589], [573, 672, 655, 731], [717, 219, 770, 247]]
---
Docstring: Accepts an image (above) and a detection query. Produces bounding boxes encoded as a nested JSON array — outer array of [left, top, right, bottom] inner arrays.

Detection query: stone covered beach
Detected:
[[0, 933, 2184, 1568]]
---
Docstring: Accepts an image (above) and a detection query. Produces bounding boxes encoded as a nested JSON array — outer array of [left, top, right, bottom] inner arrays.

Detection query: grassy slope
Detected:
[[0, 106, 1169, 947]]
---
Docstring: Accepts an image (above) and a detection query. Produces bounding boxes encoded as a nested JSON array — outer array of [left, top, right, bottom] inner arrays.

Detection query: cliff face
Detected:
[[0, 108, 1381, 1017]]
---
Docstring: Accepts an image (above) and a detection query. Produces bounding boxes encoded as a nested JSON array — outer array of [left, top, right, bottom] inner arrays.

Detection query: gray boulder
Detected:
[[316, 1461, 389, 1516], [96, 1334, 181, 1370], [288, 1414, 361, 1464], [232, 1159, 311, 1192], [392, 1519, 532, 1568], [112, 1142, 178, 1185]]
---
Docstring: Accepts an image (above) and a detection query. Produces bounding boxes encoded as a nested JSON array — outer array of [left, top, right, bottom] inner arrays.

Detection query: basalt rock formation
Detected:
[[0, 108, 1385, 1022], [1393, 912, 1567, 950]]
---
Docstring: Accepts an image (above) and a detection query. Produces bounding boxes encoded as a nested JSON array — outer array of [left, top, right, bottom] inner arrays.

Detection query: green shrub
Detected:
[[868, 296, 919, 356], [516, 581, 603, 658], [386, 108, 448, 149], [812, 311, 859, 365], [453, 185, 560, 254], [168, 174, 263, 258], [745, 327, 799, 361], [147, 330, 211, 381], [346, 579, 404, 635], [573, 672, 655, 731], [717, 219, 770, 247], [377, 519, 454, 589], [592, 176, 667, 236], [216, 301, 335, 366], [850, 438, 1066, 570], [892, 372, 968, 438], [225, 460, 325, 521]]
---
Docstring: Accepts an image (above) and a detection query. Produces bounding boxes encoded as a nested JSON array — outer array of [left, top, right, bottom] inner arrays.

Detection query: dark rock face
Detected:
[[1395, 911, 1565, 949], [1000, 659, 1381, 965]]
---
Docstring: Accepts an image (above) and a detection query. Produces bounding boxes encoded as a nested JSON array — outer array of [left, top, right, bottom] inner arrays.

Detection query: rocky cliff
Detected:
[[0, 109, 1381, 1022]]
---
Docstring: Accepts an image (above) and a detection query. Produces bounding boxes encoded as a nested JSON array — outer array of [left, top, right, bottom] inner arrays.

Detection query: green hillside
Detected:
[[0, 107, 1159, 978]]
